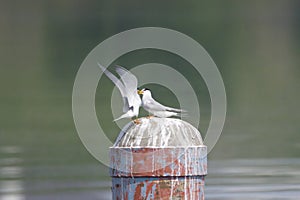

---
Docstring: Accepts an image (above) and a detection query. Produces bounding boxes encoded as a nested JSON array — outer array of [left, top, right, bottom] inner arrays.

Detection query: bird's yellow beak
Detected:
[[137, 90, 143, 95]]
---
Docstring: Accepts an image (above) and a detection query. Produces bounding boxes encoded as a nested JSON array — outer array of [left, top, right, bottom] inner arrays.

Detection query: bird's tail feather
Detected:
[[113, 113, 131, 122], [166, 107, 187, 113], [179, 112, 189, 118]]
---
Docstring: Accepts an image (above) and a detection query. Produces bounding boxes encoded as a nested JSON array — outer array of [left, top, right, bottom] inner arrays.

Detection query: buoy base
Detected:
[[112, 176, 205, 200]]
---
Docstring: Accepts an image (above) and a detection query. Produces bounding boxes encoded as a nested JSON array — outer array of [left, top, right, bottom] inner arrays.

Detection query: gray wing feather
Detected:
[[145, 98, 184, 113], [115, 65, 141, 107], [115, 66, 138, 94], [144, 98, 168, 111], [165, 106, 186, 113], [97, 63, 129, 112]]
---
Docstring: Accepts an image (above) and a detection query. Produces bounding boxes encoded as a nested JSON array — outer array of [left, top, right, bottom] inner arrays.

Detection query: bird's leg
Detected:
[[146, 113, 154, 119], [132, 117, 141, 124]]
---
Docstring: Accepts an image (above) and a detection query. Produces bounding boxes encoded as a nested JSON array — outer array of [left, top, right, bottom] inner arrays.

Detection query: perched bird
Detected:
[[98, 63, 142, 122], [138, 88, 185, 118]]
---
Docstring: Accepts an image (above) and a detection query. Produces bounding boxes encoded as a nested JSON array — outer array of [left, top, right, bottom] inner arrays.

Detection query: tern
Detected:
[[138, 88, 185, 118], [98, 63, 142, 123]]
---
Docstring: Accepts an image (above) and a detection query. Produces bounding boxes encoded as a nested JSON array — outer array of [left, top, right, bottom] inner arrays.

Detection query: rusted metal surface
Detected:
[[112, 176, 205, 200], [110, 147, 207, 176], [110, 118, 207, 200]]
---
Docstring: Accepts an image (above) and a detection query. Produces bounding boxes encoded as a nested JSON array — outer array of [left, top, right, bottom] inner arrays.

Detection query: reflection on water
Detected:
[[0, 180, 25, 200], [0, 146, 25, 200], [206, 159, 300, 200], [0, 147, 23, 155], [1, 145, 300, 200], [0, 145, 111, 200]]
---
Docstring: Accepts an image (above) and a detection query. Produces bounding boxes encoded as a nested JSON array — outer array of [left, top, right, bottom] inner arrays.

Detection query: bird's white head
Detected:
[[138, 88, 152, 97]]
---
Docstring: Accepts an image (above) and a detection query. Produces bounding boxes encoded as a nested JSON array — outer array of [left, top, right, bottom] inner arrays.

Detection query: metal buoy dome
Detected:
[[116, 117, 203, 147], [110, 117, 207, 199]]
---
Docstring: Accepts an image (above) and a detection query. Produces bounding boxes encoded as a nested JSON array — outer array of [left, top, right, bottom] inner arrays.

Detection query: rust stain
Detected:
[[158, 180, 171, 189], [145, 181, 156, 199], [134, 182, 142, 200], [110, 146, 207, 199]]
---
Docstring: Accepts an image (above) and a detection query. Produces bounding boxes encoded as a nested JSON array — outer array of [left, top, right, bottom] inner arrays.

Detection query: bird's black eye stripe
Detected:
[[129, 106, 134, 111], [144, 88, 150, 91]]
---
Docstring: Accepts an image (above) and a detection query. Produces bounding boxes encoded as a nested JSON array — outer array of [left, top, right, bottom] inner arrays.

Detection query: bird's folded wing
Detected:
[[145, 99, 185, 113], [144, 99, 169, 111], [165, 107, 186, 113]]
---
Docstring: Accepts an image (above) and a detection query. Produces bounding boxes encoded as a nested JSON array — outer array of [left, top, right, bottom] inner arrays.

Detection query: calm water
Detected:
[[1, 1, 300, 200], [1, 146, 299, 200], [206, 159, 300, 200]]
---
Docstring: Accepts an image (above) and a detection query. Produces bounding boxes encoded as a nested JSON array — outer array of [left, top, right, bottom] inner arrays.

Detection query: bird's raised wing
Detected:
[[115, 65, 138, 95], [115, 65, 141, 107], [97, 63, 129, 112]]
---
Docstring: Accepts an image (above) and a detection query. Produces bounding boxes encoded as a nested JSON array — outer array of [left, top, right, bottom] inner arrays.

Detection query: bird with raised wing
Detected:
[[98, 63, 142, 123]]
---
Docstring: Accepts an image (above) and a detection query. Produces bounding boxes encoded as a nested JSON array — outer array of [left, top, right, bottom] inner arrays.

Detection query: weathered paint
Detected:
[[110, 147, 207, 176], [110, 118, 207, 199], [116, 118, 203, 147], [112, 176, 205, 200]]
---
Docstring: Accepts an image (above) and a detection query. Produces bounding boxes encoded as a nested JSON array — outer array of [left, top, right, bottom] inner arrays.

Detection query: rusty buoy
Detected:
[[110, 117, 207, 200]]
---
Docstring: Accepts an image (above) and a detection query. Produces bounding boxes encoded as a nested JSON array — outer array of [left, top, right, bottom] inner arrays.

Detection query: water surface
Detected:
[[1, 148, 299, 200]]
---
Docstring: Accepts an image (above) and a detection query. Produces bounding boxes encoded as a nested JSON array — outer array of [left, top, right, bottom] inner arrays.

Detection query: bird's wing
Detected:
[[115, 65, 141, 106], [144, 98, 184, 113], [122, 97, 130, 113], [143, 98, 169, 111], [113, 111, 132, 121], [97, 63, 129, 112], [152, 111, 181, 118], [115, 66, 138, 93], [165, 106, 186, 113]]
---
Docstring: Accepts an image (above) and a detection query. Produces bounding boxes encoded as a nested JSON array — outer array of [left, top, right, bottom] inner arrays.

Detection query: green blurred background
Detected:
[[1, 0, 300, 199]]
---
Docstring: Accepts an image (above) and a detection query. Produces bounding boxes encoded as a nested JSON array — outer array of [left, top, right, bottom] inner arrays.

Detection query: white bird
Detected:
[[98, 63, 142, 122], [138, 88, 185, 118]]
